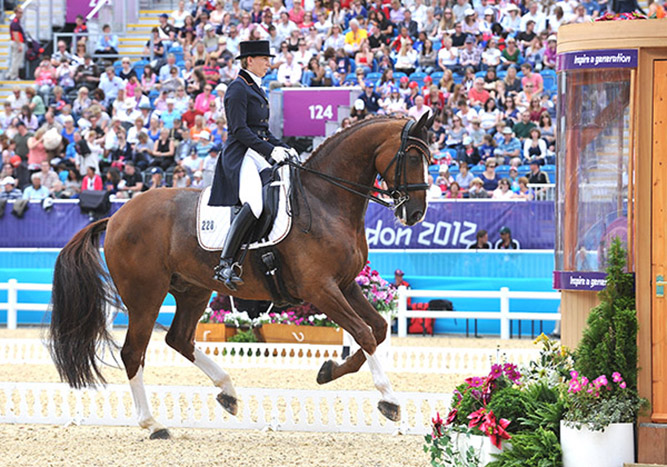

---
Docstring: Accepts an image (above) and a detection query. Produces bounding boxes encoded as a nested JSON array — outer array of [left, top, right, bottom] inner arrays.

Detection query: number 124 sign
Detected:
[[282, 89, 354, 137]]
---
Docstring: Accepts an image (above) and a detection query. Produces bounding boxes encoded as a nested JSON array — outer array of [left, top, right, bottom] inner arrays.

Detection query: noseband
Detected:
[[284, 119, 431, 211]]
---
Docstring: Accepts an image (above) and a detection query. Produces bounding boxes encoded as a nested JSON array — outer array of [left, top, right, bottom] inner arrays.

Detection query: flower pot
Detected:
[[195, 323, 238, 342], [455, 432, 508, 466], [258, 323, 343, 345], [560, 421, 634, 467]]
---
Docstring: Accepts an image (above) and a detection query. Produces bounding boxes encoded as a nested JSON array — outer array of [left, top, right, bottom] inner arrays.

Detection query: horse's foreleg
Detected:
[[310, 282, 400, 421], [167, 289, 238, 416], [317, 281, 389, 383]]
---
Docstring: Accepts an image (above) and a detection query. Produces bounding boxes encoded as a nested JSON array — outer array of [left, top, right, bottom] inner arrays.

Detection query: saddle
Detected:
[[197, 165, 292, 252]]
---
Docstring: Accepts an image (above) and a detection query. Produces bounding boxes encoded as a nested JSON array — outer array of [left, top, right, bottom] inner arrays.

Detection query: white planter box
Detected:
[[455, 432, 509, 465], [560, 421, 634, 467]]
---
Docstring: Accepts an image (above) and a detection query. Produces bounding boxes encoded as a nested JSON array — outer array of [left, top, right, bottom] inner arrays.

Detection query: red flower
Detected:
[[432, 412, 444, 438], [480, 411, 511, 449], [467, 407, 486, 428], [445, 408, 458, 425]]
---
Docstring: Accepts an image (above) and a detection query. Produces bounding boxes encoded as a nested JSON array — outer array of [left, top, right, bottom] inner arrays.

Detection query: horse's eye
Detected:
[[409, 155, 420, 164]]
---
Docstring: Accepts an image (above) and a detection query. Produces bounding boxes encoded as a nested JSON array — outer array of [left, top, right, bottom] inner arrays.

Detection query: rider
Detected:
[[209, 40, 297, 291]]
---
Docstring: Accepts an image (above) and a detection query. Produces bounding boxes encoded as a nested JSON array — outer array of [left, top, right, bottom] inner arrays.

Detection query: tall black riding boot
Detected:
[[213, 203, 258, 291]]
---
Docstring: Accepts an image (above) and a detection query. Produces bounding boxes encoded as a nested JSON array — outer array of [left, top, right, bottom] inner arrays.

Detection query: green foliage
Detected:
[[519, 383, 565, 435], [563, 391, 646, 431], [486, 428, 561, 467], [423, 425, 481, 467], [486, 387, 529, 434], [227, 329, 258, 343], [575, 238, 638, 391]]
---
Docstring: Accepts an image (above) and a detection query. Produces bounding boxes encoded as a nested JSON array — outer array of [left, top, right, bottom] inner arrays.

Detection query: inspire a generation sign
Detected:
[[557, 49, 638, 72]]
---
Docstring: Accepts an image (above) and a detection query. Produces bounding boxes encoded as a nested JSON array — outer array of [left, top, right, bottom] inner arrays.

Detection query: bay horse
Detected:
[[48, 113, 434, 439]]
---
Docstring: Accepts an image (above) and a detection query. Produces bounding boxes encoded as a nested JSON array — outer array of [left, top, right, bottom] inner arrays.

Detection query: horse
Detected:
[[48, 112, 434, 439]]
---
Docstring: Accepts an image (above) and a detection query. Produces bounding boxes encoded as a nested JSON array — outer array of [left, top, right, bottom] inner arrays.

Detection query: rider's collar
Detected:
[[245, 69, 263, 88]]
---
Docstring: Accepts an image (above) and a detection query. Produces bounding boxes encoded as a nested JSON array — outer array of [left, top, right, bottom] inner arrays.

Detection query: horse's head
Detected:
[[377, 113, 434, 226]]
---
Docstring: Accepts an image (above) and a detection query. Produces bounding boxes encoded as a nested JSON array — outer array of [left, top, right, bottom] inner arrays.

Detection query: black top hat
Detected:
[[236, 40, 274, 59]]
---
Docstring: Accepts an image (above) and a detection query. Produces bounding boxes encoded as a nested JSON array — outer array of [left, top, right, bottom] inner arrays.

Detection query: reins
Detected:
[[283, 120, 431, 227]]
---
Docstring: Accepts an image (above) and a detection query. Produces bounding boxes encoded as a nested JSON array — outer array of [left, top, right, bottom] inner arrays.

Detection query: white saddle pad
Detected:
[[197, 165, 292, 251]]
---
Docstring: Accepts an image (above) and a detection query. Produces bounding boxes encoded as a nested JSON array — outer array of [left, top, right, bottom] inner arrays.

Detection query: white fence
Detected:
[[396, 287, 561, 339], [0, 279, 175, 330], [0, 382, 450, 434], [0, 339, 539, 375]]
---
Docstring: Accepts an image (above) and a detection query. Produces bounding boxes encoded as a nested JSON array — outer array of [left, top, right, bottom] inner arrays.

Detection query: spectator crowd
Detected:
[[1, 0, 659, 202]]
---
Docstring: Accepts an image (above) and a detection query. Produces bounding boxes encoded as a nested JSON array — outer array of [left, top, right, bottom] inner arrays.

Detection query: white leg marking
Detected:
[[363, 350, 399, 404], [193, 347, 237, 398], [129, 366, 167, 434]]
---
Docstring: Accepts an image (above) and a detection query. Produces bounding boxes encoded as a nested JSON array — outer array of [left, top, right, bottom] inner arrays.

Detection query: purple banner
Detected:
[[553, 271, 608, 291], [557, 49, 638, 72], [365, 201, 555, 250], [282, 88, 353, 137], [0, 200, 555, 249], [66, 0, 96, 23]]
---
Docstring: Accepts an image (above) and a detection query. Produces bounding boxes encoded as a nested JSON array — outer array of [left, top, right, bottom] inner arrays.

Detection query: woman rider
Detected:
[[209, 40, 296, 290]]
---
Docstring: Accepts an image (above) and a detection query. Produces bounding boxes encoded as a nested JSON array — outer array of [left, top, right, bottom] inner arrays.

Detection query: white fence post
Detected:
[[7, 279, 18, 330], [397, 286, 408, 338], [499, 287, 510, 340]]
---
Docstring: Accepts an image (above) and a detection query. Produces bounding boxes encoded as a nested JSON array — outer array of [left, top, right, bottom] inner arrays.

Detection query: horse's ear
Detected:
[[425, 112, 436, 130], [411, 112, 431, 135]]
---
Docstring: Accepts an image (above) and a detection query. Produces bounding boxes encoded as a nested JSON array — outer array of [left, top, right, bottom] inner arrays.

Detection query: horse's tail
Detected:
[[48, 218, 116, 389]]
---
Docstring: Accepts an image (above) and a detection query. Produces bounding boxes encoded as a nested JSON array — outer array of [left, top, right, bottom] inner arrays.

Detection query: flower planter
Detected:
[[560, 421, 634, 467], [258, 323, 343, 345], [455, 432, 509, 465], [195, 323, 239, 342]]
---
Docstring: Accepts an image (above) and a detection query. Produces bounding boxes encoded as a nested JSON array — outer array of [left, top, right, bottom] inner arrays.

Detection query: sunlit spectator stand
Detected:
[[554, 20, 667, 462]]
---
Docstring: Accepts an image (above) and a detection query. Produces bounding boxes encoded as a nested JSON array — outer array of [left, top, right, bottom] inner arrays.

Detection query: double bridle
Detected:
[[285, 119, 431, 210]]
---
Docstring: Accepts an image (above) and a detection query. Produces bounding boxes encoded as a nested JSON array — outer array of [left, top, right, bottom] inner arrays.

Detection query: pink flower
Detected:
[[620, 381, 627, 389], [570, 370, 579, 379], [489, 364, 503, 380], [465, 376, 484, 388], [445, 408, 458, 425], [612, 372, 622, 383], [593, 375, 608, 387]]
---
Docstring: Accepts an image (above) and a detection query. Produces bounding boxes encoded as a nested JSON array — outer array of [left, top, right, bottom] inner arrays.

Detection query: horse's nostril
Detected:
[[410, 211, 423, 223]]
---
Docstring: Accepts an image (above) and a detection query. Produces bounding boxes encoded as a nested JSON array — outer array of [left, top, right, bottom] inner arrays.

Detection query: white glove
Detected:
[[271, 146, 290, 163], [288, 148, 299, 159]]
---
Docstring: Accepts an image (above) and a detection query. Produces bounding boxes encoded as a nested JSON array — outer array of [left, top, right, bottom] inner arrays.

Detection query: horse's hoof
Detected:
[[149, 428, 171, 440], [316, 360, 336, 385], [378, 400, 401, 422], [216, 392, 238, 416]]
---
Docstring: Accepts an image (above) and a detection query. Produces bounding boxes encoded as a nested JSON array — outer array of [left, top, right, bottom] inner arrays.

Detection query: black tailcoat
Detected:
[[209, 69, 286, 206]]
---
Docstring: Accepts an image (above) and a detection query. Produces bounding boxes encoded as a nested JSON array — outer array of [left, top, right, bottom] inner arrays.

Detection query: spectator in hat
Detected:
[[8, 6, 25, 81], [528, 159, 550, 184], [499, 37, 521, 71], [144, 166, 165, 191], [543, 35, 558, 70], [9, 154, 31, 189], [468, 229, 491, 249], [0, 177, 22, 200], [195, 130, 215, 158], [393, 269, 412, 290], [350, 98, 369, 122], [360, 81, 382, 114], [495, 226, 520, 249], [494, 127, 521, 165], [157, 13, 176, 47], [191, 170, 204, 189]]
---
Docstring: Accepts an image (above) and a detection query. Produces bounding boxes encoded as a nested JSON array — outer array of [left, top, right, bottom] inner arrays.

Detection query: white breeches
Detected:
[[239, 148, 271, 218]]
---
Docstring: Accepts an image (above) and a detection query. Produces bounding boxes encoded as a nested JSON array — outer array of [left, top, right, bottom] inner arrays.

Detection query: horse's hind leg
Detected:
[[118, 282, 171, 439], [166, 286, 238, 416], [310, 282, 400, 421], [317, 281, 389, 383]]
